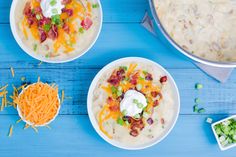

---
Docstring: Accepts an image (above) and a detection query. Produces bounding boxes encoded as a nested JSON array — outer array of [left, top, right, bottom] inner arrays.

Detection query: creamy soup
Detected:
[[14, 0, 101, 61], [92, 61, 176, 147], [154, 0, 236, 62]]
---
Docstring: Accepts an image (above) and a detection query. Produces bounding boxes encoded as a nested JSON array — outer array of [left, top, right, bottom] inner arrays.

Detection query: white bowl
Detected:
[[16, 83, 61, 127], [212, 115, 236, 151], [87, 57, 180, 150], [10, 0, 103, 63]]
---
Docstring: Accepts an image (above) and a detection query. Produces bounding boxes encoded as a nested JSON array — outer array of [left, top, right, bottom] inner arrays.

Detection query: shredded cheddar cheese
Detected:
[[8, 125, 13, 137], [14, 82, 60, 126]]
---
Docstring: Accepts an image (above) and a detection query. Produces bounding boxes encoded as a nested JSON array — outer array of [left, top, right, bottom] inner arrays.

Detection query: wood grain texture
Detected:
[[0, 115, 235, 157], [0, 68, 236, 115]]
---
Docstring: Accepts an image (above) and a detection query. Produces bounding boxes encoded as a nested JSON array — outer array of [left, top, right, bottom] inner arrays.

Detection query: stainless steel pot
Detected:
[[149, 0, 236, 68]]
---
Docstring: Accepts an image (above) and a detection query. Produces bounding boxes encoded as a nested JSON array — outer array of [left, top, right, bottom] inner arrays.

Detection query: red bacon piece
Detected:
[[81, 17, 93, 30]]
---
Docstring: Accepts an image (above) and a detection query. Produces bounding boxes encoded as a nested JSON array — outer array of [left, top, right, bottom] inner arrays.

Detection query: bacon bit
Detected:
[[62, 8, 73, 16], [130, 72, 139, 85], [38, 18, 51, 27], [161, 118, 165, 125], [34, 6, 42, 14], [107, 69, 125, 86], [63, 23, 70, 33], [48, 25, 58, 40], [130, 129, 138, 137], [23, 2, 31, 16], [147, 118, 154, 125], [62, 0, 72, 5], [153, 100, 159, 107], [145, 73, 153, 81], [39, 30, 47, 43], [81, 17, 93, 30], [160, 76, 167, 83], [109, 105, 119, 112], [106, 97, 113, 104], [151, 91, 159, 98]]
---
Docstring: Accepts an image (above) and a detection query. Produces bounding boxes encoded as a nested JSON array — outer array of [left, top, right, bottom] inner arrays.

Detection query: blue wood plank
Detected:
[[0, 68, 236, 115], [0, 115, 235, 157], [0, 23, 193, 69], [0, 0, 148, 23]]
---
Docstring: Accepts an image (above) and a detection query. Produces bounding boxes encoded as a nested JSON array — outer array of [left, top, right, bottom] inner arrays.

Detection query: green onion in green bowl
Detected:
[[212, 115, 236, 151]]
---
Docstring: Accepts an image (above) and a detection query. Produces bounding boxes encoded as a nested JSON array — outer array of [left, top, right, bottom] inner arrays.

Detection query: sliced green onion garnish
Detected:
[[122, 110, 127, 115], [119, 66, 127, 71], [133, 99, 138, 104], [133, 114, 140, 119], [79, 27, 84, 33], [33, 44, 37, 51], [36, 14, 41, 20], [195, 98, 200, 104], [198, 108, 205, 113], [50, 0, 57, 6], [117, 117, 124, 126], [52, 8, 58, 15], [137, 103, 143, 109], [43, 24, 51, 32], [92, 3, 99, 8], [136, 83, 142, 91], [206, 117, 213, 124], [193, 104, 198, 112], [195, 83, 203, 90], [111, 86, 117, 94]]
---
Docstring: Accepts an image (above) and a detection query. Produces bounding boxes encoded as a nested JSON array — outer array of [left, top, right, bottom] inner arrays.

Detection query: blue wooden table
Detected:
[[0, 0, 236, 156]]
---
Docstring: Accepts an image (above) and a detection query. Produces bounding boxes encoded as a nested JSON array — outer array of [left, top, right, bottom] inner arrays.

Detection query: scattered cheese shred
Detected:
[[14, 82, 60, 126], [61, 90, 65, 103], [8, 125, 13, 137], [10, 67, 15, 78]]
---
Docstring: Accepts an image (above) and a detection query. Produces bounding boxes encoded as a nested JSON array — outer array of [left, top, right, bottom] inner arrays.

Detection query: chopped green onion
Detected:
[[92, 3, 99, 8], [139, 77, 145, 81], [136, 84, 142, 91], [198, 108, 205, 113], [193, 104, 198, 112], [143, 70, 148, 75], [120, 66, 128, 71], [137, 103, 143, 109], [43, 24, 51, 32], [133, 99, 138, 104], [117, 90, 122, 97], [124, 77, 129, 81], [51, 15, 61, 25], [206, 117, 213, 124], [122, 110, 127, 115], [111, 86, 117, 94], [195, 98, 200, 104], [118, 86, 122, 91], [79, 27, 84, 33], [45, 54, 49, 58], [50, 0, 57, 6], [33, 44, 37, 51], [117, 117, 124, 126], [31, 9, 35, 14], [134, 114, 140, 119], [36, 14, 41, 20], [52, 8, 58, 15], [195, 83, 203, 90]]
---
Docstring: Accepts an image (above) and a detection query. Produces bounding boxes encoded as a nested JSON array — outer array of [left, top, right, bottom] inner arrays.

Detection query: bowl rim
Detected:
[[16, 83, 61, 127], [10, 0, 103, 63], [87, 57, 180, 150], [211, 115, 236, 151], [149, 0, 236, 68]]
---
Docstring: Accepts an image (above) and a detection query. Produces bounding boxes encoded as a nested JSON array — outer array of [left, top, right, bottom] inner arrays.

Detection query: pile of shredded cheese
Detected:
[[14, 82, 60, 126]]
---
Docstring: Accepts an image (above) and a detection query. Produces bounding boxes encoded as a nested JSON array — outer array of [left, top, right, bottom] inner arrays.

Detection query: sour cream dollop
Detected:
[[120, 90, 147, 117], [40, 0, 65, 18]]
